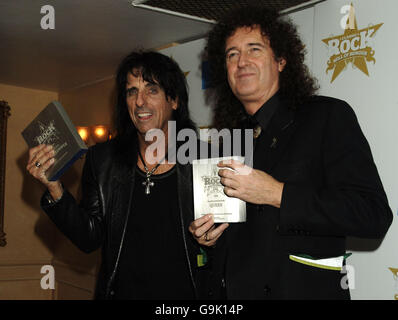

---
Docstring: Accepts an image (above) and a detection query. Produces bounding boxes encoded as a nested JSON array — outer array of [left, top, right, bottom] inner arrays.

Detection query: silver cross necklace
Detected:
[[138, 150, 167, 195]]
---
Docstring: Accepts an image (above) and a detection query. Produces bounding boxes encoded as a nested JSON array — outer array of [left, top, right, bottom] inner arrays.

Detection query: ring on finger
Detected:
[[35, 161, 41, 168], [204, 231, 210, 241]]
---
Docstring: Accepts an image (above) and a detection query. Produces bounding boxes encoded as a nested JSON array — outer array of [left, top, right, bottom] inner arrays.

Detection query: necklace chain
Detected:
[[138, 150, 168, 194]]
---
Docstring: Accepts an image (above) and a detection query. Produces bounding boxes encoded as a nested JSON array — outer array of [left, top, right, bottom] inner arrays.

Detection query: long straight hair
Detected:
[[113, 50, 196, 154]]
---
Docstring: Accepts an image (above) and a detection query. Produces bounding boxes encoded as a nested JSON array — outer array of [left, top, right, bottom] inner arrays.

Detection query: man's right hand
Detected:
[[188, 214, 229, 247], [26, 144, 63, 200]]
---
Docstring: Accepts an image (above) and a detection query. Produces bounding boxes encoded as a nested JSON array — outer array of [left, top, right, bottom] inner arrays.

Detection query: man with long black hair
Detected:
[[26, 51, 217, 299]]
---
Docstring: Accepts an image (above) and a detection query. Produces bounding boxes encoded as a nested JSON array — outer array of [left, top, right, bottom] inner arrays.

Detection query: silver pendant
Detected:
[[142, 176, 154, 195]]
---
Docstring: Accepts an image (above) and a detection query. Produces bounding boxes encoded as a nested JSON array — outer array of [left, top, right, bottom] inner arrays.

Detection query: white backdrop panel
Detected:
[[312, 0, 398, 300]]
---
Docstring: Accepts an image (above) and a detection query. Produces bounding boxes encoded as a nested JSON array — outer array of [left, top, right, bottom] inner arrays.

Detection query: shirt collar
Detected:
[[253, 91, 281, 131]]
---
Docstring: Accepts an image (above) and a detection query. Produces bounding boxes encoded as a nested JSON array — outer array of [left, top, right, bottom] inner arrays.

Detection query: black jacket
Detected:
[[41, 138, 208, 299], [211, 95, 393, 300]]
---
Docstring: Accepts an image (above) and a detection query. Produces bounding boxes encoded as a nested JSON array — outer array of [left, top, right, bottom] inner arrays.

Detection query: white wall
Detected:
[[287, 7, 315, 70], [310, 0, 398, 300], [160, 40, 212, 128]]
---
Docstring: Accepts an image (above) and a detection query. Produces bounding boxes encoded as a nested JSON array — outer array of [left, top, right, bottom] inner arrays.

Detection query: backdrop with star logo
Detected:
[[312, 0, 398, 300]]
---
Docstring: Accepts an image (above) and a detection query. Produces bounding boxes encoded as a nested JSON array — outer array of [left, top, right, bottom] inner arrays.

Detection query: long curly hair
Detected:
[[206, 6, 318, 129]]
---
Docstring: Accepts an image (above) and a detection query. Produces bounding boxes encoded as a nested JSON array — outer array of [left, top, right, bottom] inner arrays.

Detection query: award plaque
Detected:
[[192, 156, 246, 223]]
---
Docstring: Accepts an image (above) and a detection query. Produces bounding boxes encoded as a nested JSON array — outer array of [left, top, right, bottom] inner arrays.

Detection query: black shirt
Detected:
[[224, 91, 284, 297], [236, 91, 281, 163], [253, 91, 281, 134], [251, 92, 282, 170], [113, 165, 195, 300]]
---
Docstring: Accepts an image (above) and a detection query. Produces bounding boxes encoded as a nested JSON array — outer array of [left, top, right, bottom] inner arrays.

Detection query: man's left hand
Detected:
[[218, 159, 284, 208]]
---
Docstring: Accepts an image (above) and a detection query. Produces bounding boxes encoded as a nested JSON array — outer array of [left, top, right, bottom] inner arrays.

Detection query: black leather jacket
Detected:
[[41, 139, 207, 299]]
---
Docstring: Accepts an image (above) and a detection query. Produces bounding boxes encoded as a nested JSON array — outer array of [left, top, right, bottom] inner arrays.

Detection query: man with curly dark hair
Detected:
[[189, 6, 392, 299]]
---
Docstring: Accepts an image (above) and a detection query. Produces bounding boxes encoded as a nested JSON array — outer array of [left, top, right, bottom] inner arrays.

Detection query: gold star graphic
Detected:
[[322, 4, 383, 82]]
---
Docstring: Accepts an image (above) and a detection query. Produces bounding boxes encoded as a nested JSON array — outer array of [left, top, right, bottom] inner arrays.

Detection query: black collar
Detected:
[[253, 91, 282, 131]]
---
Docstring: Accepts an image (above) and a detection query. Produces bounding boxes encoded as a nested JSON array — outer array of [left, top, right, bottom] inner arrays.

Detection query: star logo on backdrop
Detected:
[[322, 3, 383, 82], [389, 267, 398, 300]]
